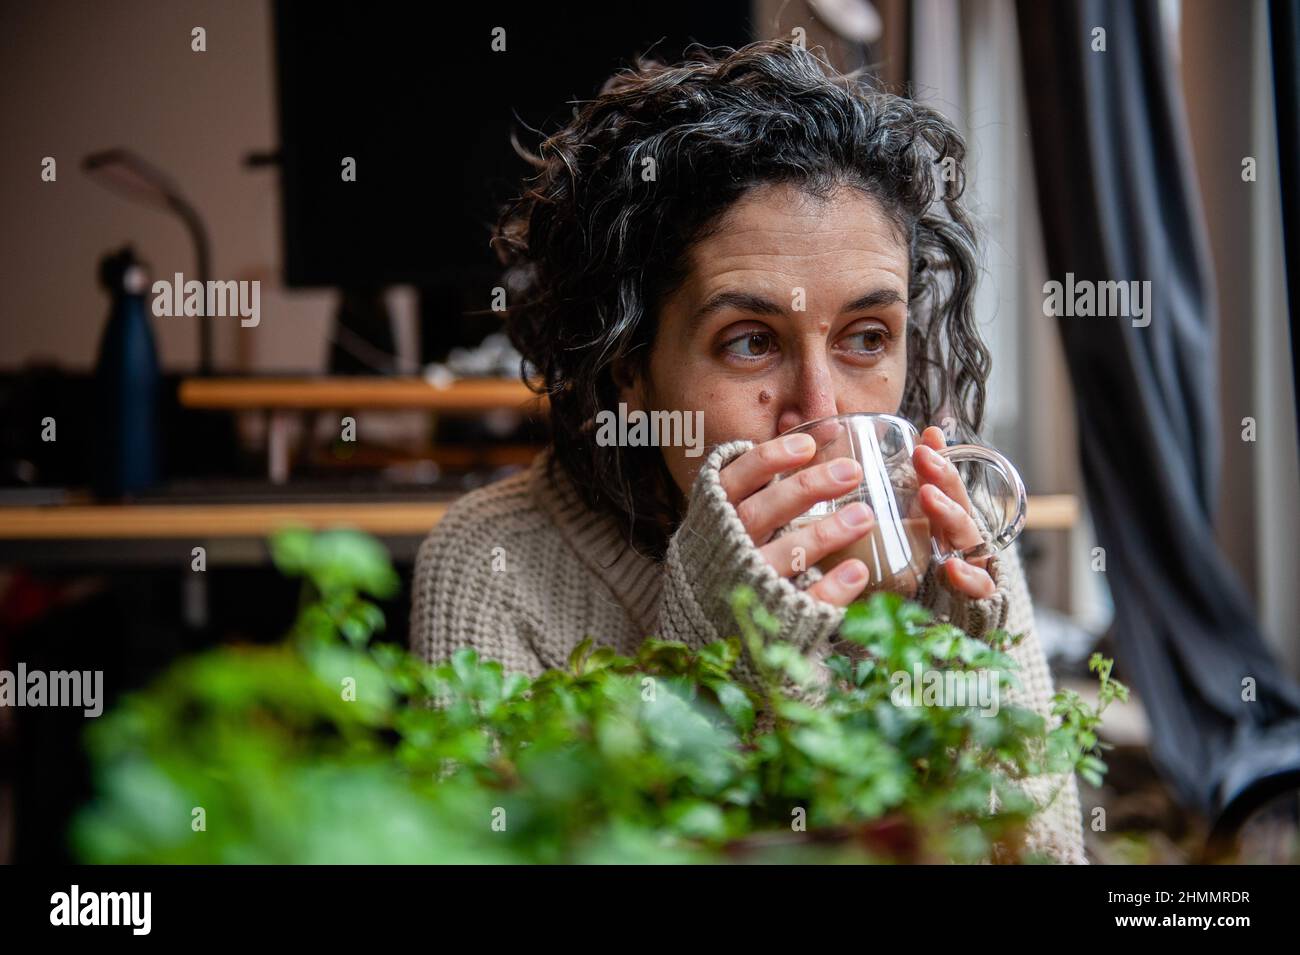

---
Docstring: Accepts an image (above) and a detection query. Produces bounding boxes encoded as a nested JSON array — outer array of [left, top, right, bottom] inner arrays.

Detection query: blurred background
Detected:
[[1, 0, 1298, 864]]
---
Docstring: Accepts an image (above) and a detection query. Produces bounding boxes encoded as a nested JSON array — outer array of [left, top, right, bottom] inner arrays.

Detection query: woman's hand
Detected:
[[912, 426, 997, 600], [717, 434, 874, 608]]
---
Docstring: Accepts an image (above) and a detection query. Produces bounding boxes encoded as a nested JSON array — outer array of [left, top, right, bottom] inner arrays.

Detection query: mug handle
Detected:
[[932, 444, 1028, 562]]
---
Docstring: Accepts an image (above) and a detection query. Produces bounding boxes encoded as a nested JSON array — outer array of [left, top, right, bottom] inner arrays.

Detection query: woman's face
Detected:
[[624, 182, 911, 497]]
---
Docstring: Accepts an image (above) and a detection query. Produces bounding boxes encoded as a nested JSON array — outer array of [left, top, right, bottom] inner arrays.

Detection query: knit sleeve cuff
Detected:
[[659, 439, 845, 654], [914, 549, 1011, 639]]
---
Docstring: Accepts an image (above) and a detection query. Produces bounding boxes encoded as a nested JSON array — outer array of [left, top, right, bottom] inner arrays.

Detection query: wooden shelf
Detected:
[[307, 444, 540, 471], [179, 376, 545, 413]]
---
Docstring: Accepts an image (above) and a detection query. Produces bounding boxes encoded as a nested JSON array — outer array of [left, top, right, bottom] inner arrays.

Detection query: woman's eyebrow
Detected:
[[841, 288, 907, 313], [688, 286, 907, 336], [695, 290, 785, 320], [687, 290, 785, 335]]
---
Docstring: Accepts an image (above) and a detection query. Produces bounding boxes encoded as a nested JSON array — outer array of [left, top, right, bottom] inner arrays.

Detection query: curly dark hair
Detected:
[[495, 39, 989, 558]]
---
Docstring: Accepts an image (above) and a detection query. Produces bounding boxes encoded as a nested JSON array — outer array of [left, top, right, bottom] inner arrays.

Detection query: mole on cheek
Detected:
[[759, 390, 772, 403]]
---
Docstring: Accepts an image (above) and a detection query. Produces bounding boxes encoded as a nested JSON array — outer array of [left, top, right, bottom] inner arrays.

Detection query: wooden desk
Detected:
[[0, 501, 450, 540], [0, 494, 1077, 541], [0, 493, 1082, 633], [1023, 494, 1079, 531]]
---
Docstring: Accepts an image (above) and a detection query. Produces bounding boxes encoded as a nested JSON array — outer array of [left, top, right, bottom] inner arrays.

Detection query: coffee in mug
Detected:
[[791, 514, 933, 596]]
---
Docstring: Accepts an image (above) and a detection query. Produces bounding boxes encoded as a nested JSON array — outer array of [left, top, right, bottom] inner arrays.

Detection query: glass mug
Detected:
[[776, 413, 1027, 596]]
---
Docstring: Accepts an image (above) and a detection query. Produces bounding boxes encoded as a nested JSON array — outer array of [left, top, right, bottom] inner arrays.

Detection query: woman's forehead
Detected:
[[691, 183, 904, 267], [678, 185, 911, 305]]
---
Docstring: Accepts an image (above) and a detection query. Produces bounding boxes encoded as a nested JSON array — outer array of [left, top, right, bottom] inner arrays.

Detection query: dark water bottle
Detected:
[[93, 246, 160, 498]]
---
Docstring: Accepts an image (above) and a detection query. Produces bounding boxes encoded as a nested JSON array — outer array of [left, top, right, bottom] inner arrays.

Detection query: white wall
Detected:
[[0, 0, 335, 373]]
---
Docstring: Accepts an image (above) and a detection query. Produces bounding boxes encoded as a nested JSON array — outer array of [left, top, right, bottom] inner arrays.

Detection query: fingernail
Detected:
[[784, 434, 815, 455], [838, 561, 867, 585], [955, 561, 994, 597], [840, 502, 872, 527], [829, 458, 859, 482], [921, 446, 944, 467]]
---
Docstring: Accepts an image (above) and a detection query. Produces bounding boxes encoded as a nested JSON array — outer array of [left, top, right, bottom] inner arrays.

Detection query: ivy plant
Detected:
[[72, 529, 1123, 864]]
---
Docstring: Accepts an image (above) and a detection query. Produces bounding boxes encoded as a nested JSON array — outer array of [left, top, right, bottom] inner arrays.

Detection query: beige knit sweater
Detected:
[[411, 440, 1088, 864]]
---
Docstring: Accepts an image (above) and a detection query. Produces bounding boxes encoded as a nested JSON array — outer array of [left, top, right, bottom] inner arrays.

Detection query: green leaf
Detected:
[[567, 638, 594, 675], [713, 681, 755, 734], [665, 801, 728, 840]]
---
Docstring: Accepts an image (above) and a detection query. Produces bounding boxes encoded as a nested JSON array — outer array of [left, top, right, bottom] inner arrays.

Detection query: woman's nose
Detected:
[[775, 361, 839, 434]]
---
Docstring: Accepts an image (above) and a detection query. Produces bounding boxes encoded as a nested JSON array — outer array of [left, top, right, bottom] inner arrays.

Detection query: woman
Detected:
[[411, 40, 1086, 863]]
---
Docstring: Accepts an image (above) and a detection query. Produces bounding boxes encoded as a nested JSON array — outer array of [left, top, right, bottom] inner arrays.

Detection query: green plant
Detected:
[[72, 529, 1122, 864]]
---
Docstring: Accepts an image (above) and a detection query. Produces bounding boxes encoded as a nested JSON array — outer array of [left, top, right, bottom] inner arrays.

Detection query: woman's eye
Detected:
[[722, 332, 777, 358], [840, 327, 889, 354]]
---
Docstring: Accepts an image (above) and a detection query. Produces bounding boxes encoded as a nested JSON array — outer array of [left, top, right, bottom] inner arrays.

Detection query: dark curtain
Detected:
[[1015, 0, 1300, 825], [1272, 0, 1300, 446]]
